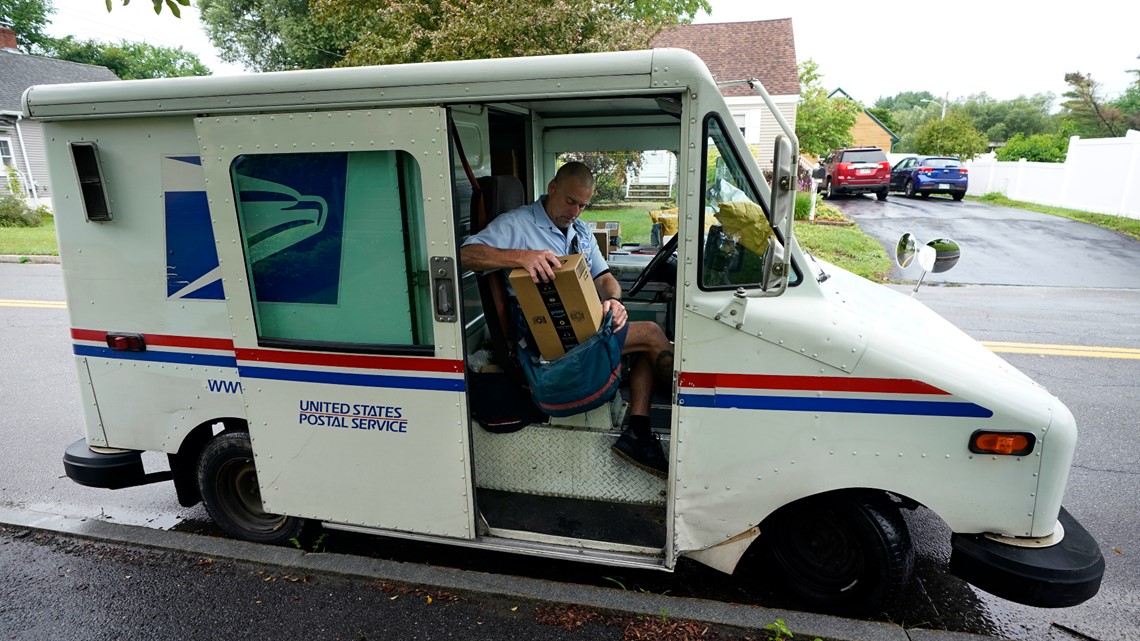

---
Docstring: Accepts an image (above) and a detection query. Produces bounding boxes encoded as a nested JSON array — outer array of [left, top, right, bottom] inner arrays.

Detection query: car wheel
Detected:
[[952, 193, 965, 201], [876, 189, 888, 201], [754, 492, 915, 614], [823, 179, 836, 200], [197, 431, 309, 544], [904, 180, 916, 198]]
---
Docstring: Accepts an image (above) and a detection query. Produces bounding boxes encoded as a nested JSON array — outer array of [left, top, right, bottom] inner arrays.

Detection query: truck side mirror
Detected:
[[761, 134, 796, 294]]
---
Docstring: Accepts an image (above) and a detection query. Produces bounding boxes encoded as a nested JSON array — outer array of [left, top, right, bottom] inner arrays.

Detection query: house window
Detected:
[[732, 113, 747, 138], [0, 138, 16, 194]]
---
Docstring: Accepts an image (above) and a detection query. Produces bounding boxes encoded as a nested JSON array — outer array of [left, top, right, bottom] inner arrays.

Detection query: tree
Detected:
[[310, 0, 710, 67], [198, 0, 354, 71], [103, 0, 190, 17], [1061, 71, 1125, 138], [795, 59, 860, 157], [866, 107, 898, 133], [873, 91, 934, 112], [48, 37, 210, 79], [912, 112, 988, 160], [960, 92, 1056, 142], [994, 132, 1069, 163], [1114, 56, 1140, 131], [0, 0, 56, 53]]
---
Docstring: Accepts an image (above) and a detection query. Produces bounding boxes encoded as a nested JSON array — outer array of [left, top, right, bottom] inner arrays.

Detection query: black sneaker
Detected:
[[611, 429, 668, 479]]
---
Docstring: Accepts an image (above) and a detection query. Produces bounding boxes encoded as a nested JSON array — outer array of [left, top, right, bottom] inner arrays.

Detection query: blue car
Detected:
[[889, 156, 968, 200]]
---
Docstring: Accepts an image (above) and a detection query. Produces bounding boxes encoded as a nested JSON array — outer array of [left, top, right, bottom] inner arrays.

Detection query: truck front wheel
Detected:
[[197, 432, 308, 545], [757, 492, 914, 614]]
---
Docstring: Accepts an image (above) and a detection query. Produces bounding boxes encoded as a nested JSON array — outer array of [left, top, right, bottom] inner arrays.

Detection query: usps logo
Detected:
[[163, 155, 224, 300]]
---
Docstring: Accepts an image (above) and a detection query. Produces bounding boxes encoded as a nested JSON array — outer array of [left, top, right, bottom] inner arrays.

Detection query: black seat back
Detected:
[[472, 175, 526, 381]]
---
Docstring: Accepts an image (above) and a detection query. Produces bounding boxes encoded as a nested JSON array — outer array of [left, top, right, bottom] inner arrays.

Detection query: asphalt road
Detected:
[[2, 200, 1139, 641], [830, 192, 1140, 288]]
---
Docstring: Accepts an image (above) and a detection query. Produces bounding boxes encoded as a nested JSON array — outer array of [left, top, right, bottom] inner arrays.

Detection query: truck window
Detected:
[[231, 150, 434, 350], [699, 117, 785, 290]]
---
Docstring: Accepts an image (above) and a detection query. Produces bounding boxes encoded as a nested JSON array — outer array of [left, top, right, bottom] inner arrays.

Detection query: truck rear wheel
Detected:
[[197, 432, 308, 545], [757, 492, 914, 614]]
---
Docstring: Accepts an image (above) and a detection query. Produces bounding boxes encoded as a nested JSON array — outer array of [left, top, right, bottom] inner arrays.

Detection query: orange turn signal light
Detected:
[[969, 431, 1035, 456]]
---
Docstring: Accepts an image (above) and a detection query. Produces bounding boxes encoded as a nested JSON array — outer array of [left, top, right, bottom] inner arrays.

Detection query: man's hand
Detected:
[[519, 250, 562, 283], [602, 298, 628, 331]]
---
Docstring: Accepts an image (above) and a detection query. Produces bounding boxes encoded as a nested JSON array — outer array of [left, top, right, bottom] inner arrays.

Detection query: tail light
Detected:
[[879, 162, 889, 172], [959, 168, 968, 175], [917, 167, 933, 174], [969, 431, 1035, 456]]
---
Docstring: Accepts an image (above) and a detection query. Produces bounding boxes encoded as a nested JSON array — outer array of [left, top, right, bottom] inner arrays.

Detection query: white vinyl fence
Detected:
[[966, 129, 1140, 220]]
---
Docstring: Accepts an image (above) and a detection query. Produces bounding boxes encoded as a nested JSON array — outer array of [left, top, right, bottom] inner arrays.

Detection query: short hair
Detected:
[[553, 161, 595, 188]]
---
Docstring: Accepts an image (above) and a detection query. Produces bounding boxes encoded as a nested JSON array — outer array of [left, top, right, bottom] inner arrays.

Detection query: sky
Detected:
[[41, 0, 1140, 108]]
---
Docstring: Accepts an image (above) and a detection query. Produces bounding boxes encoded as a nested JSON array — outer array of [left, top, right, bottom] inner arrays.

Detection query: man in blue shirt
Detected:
[[461, 162, 673, 478]]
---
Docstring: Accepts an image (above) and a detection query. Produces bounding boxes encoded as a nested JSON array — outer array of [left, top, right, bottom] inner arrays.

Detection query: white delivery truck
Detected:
[[28, 49, 1102, 612]]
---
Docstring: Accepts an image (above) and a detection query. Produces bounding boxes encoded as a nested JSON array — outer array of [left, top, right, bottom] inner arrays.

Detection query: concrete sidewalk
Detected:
[[0, 254, 59, 263], [0, 505, 1000, 641]]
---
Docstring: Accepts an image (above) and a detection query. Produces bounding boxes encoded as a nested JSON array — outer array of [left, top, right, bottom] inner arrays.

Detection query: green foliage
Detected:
[[1115, 57, 1140, 131], [0, 0, 56, 52], [0, 213, 56, 254], [959, 92, 1056, 142], [866, 107, 898, 133], [101, 0, 190, 17], [913, 112, 988, 160], [46, 37, 210, 79], [995, 132, 1069, 163], [0, 195, 48, 228], [1061, 71, 1125, 138], [874, 91, 934, 112], [795, 59, 861, 157], [765, 618, 794, 640], [559, 151, 642, 204], [199, 0, 354, 71], [310, 0, 709, 67]]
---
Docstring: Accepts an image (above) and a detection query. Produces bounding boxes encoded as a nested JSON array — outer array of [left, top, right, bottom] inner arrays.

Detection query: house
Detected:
[[828, 87, 899, 153], [650, 20, 800, 173], [0, 25, 118, 207]]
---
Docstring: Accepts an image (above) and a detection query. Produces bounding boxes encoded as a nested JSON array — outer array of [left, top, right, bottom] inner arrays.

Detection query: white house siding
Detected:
[[725, 94, 797, 171]]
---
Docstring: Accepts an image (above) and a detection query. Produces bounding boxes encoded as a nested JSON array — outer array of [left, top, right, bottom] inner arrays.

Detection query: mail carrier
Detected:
[[26, 49, 1102, 612]]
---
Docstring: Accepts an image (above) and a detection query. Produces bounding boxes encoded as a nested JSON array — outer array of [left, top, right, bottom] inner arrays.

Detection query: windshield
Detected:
[[923, 157, 961, 168], [841, 149, 887, 163], [699, 117, 796, 289]]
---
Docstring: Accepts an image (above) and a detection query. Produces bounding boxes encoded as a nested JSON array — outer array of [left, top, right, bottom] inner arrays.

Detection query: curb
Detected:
[[0, 254, 59, 264], [0, 506, 1001, 641]]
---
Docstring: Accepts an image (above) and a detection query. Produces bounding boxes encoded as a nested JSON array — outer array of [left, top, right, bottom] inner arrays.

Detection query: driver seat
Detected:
[[471, 175, 526, 384]]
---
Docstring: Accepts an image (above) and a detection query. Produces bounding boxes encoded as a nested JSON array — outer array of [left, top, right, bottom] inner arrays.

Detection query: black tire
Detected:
[[197, 431, 308, 544], [876, 189, 888, 201], [824, 179, 837, 200], [952, 192, 965, 201], [755, 492, 914, 614], [904, 180, 916, 198]]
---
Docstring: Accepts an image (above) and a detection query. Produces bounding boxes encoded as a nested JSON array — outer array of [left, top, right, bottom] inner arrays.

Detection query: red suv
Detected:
[[816, 147, 891, 201]]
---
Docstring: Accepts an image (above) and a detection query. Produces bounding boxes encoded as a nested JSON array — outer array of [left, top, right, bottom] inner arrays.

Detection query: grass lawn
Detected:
[[0, 216, 58, 256], [971, 193, 1140, 241], [581, 202, 669, 245], [795, 220, 892, 282]]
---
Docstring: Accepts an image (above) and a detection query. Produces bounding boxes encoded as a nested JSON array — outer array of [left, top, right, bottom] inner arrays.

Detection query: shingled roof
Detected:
[[652, 20, 799, 97], [0, 50, 118, 112]]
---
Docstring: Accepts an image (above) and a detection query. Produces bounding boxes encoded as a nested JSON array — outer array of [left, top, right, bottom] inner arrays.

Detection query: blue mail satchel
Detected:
[[516, 311, 623, 417]]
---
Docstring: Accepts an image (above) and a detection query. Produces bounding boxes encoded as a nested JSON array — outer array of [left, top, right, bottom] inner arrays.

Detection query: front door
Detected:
[[196, 107, 475, 540]]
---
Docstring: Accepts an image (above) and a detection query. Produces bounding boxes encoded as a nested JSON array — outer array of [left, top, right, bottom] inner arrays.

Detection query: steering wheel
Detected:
[[628, 234, 679, 297]]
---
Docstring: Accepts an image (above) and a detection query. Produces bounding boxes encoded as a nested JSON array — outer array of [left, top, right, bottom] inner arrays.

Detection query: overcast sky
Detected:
[[43, 0, 1140, 109]]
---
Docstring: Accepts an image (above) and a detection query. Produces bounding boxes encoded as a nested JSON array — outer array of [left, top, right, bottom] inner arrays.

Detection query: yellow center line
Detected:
[[0, 299, 67, 309], [980, 341, 1140, 360]]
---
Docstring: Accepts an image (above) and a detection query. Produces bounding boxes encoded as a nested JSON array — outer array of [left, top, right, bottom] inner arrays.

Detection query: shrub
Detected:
[[995, 133, 1069, 163], [0, 196, 48, 227]]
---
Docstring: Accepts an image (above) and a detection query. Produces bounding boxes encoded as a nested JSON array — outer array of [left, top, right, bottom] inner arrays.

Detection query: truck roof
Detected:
[[22, 49, 712, 121]]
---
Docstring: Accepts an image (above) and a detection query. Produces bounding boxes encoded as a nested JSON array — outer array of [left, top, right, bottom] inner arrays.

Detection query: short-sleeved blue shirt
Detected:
[[463, 196, 609, 281]]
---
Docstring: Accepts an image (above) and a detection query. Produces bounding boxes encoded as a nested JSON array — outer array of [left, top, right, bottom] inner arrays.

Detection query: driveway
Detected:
[[828, 195, 1140, 287]]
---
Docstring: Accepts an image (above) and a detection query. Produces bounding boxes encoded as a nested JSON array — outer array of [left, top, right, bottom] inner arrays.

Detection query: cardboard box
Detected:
[[592, 229, 616, 259], [509, 254, 603, 360], [587, 220, 622, 236]]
